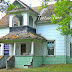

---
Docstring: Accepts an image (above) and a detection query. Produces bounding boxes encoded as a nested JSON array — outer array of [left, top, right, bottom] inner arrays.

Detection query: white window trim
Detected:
[[47, 40, 55, 56]]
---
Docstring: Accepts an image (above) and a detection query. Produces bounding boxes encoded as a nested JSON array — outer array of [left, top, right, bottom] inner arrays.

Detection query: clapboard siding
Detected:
[[0, 28, 9, 56], [0, 28, 9, 37], [36, 23, 66, 56]]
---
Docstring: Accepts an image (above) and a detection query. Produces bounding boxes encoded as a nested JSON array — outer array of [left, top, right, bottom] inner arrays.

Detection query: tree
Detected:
[[41, 0, 72, 36], [0, 0, 10, 13], [0, 0, 15, 13]]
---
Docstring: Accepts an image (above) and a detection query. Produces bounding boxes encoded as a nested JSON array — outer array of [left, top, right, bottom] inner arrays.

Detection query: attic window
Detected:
[[12, 14, 23, 27]]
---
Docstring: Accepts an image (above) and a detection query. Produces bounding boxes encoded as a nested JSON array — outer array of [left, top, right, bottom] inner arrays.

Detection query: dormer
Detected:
[[8, 0, 38, 29]]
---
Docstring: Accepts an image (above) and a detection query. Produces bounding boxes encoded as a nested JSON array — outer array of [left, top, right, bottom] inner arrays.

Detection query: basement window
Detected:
[[47, 40, 55, 56], [70, 42, 72, 58]]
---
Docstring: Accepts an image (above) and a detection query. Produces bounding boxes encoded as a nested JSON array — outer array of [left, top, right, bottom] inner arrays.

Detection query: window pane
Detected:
[[47, 41, 54, 55], [4, 44, 9, 55], [48, 49, 54, 55]]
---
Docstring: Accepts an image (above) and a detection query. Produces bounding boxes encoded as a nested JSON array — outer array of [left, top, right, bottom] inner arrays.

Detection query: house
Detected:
[[0, 0, 72, 69]]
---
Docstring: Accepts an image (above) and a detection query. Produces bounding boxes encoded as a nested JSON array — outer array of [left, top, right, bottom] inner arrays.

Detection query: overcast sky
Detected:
[[0, 0, 56, 19], [6, 0, 42, 7], [0, 0, 72, 19], [0, 0, 43, 19]]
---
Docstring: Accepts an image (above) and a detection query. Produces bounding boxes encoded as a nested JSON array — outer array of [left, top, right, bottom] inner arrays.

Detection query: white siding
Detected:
[[34, 42, 44, 56], [0, 28, 9, 56], [36, 23, 66, 56], [0, 28, 9, 37]]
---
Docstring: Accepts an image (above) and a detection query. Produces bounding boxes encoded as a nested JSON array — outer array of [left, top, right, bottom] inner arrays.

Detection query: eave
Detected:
[[0, 38, 47, 43]]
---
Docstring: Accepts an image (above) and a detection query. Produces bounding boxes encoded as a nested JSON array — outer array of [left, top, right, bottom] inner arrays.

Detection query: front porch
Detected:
[[0, 26, 47, 69], [6, 41, 47, 69], [9, 41, 46, 56]]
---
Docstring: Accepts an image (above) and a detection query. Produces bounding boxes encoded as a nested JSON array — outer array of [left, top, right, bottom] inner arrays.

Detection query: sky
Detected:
[[0, 0, 72, 19], [0, 0, 56, 19], [0, 0, 55, 19], [9, 0, 42, 7], [0, 0, 43, 19]]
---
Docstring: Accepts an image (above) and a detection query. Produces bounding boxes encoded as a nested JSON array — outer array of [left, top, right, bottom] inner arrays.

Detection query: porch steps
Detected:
[[0, 55, 9, 69], [7, 56, 13, 61], [6, 56, 15, 69]]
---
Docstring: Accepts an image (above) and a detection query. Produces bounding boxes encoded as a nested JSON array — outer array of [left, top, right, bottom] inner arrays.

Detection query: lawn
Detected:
[[0, 64, 72, 72]]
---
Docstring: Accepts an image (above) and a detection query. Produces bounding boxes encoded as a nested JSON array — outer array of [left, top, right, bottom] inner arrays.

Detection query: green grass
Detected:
[[0, 64, 72, 72]]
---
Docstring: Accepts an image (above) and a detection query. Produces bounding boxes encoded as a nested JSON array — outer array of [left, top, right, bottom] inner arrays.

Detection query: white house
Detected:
[[0, 0, 72, 69]]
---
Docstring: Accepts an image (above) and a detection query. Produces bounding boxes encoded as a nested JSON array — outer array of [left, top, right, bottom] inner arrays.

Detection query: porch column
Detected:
[[1, 43, 4, 56], [22, 13, 29, 26], [13, 43, 16, 55], [31, 42, 34, 55], [9, 15, 14, 27]]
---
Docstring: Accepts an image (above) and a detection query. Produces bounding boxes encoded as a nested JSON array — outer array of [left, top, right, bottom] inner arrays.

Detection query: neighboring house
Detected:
[[0, 0, 72, 69], [0, 15, 9, 56]]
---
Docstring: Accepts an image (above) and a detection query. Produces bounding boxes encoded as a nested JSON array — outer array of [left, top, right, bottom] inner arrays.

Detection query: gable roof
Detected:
[[32, 4, 55, 21], [0, 14, 9, 27], [0, 4, 55, 27], [7, 0, 38, 15], [0, 29, 47, 43]]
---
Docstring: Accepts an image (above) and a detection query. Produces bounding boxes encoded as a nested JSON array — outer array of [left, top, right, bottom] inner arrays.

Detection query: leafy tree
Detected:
[[41, 0, 72, 36], [0, 0, 10, 13], [0, 0, 15, 13], [51, 0, 72, 36]]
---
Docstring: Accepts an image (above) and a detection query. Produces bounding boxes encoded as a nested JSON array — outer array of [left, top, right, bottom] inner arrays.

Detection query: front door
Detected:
[[21, 44, 26, 55]]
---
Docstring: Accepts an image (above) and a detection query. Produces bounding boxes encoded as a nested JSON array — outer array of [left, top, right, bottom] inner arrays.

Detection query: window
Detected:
[[29, 16, 33, 27], [70, 42, 72, 58], [13, 14, 23, 27], [4, 44, 9, 55], [47, 40, 55, 55]]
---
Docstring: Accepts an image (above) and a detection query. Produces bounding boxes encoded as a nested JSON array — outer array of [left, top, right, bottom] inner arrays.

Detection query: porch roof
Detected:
[[0, 31, 47, 43]]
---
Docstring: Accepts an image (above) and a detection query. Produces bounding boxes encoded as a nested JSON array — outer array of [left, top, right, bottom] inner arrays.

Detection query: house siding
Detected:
[[66, 35, 72, 63], [33, 56, 43, 67], [0, 28, 9, 56], [36, 23, 66, 64], [43, 56, 66, 64], [15, 56, 33, 68], [0, 28, 9, 37]]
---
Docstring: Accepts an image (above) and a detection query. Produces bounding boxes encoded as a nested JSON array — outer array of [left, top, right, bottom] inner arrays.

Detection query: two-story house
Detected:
[[0, 0, 72, 69]]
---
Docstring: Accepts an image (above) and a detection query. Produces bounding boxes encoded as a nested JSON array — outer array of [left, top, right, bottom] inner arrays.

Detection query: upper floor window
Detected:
[[13, 14, 23, 27], [29, 16, 33, 27], [47, 40, 55, 55]]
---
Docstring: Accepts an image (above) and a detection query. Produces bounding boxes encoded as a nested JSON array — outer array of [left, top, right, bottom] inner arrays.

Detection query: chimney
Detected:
[[29, 4, 31, 8]]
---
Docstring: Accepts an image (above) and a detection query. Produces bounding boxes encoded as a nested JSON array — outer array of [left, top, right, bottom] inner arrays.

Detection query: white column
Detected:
[[31, 42, 34, 55], [1, 43, 4, 56], [23, 13, 29, 26], [9, 15, 14, 27], [13, 43, 16, 55], [9, 44, 13, 56]]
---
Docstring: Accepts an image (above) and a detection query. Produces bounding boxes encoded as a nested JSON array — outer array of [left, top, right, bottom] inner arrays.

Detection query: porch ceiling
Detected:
[[0, 31, 47, 43]]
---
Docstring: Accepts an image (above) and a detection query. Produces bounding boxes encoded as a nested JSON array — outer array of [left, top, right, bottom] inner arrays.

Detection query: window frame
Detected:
[[47, 40, 55, 56], [70, 42, 72, 58]]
